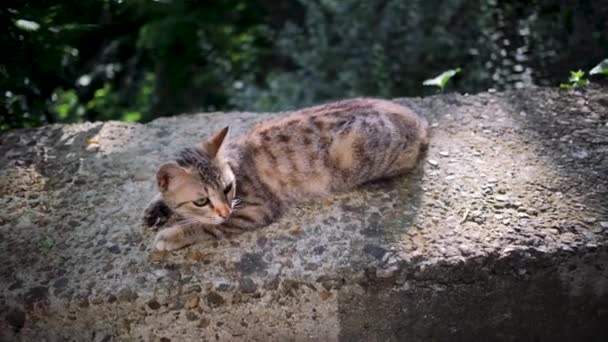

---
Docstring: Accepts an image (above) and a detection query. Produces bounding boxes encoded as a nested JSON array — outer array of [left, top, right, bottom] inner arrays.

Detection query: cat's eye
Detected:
[[223, 183, 233, 195], [192, 197, 209, 207]]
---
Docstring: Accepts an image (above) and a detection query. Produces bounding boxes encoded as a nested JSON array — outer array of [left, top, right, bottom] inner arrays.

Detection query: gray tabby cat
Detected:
[[143, 98, 429, 251]]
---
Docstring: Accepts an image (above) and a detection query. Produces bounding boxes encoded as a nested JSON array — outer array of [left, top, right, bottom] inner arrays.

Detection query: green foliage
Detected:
[[590, 59, 608, 76], [14, 19, 40, 32], [54, 89, 80, 120], [230, 0, 481, 110], [231, 0, 608, 111], [560, 70, 589, 89], [558, 58, 607, 90], [423, 68, 462, 90], [2, 0, 608, 129], [1, 0, 275, 129], [230, 73, 318, 112]]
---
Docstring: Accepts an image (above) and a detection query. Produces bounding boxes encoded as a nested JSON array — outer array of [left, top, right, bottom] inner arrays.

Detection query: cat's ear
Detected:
[[203, 126, 229, 158], [157, 163, 186, 192]]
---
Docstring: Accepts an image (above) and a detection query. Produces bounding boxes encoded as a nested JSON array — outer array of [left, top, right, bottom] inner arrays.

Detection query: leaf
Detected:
[[15, 19, 40, 31], [562, 70, 588, 88], [423, 68, 461, 90], [121, 111, 142, 122], [590, 58, 608, 76], [568, 70, 585, 83]]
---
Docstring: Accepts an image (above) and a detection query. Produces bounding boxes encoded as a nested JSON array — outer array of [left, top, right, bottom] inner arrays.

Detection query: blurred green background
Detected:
[[1, 0, 607, 130]]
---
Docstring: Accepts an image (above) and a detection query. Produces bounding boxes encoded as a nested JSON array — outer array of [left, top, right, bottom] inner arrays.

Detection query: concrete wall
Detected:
[[1, 87, 607, 341]]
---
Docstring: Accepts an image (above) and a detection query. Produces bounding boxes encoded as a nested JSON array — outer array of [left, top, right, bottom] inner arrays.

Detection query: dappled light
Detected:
[[1, 1, 607, 341], [2, 87, 607, 340]]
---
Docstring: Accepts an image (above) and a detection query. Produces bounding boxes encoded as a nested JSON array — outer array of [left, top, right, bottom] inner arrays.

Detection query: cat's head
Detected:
[[156, 127, 236, 225]]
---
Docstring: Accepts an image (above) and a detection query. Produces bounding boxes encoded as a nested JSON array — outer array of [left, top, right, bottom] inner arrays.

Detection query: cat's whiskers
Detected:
[[231, 198, 244, 212]]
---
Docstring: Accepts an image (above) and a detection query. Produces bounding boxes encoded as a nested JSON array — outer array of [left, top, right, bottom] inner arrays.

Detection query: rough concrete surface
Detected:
[[1, 87, 607, 341]]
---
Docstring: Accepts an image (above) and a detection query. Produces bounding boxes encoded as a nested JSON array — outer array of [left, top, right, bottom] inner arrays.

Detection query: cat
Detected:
[[143, 98, 429, 251]]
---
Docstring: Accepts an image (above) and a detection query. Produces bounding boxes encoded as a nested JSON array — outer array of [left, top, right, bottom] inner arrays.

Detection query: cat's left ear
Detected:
[[203, 126, 229, 158]]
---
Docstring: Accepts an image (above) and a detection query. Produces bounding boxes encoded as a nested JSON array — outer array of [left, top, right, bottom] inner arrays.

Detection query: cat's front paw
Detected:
[[143, 198, 172, 229], [153, 226, 190, 251]]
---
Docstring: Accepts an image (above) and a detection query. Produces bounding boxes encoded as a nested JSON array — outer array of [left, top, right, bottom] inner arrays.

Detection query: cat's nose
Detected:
[[215, 205, 231, 218]]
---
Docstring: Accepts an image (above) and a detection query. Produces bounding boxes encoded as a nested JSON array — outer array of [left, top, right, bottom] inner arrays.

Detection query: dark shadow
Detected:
[[347, 160, 428, 268], [338, 245, 608, 342], [504, 86, 608, 212], [0, 123, 105, 192], [0, 124, 105, 302], [336, 90, 608, 341]]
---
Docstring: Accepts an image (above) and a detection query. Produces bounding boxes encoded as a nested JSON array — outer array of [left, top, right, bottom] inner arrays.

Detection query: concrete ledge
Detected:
[[1, 87, 607, 341]]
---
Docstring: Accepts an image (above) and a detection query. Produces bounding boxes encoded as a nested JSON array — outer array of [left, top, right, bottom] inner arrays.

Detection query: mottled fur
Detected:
[[144, 98, 429, 250]]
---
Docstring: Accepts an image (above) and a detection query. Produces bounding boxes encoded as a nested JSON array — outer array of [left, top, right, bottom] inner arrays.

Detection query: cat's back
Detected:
[[258, 97, 424, 129], [247, 98, 428, 146], [235, 98, 428, 200]]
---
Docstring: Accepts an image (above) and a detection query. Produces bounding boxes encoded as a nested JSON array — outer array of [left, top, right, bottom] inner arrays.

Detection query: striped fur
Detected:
[[144, 98, 429, 251]]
